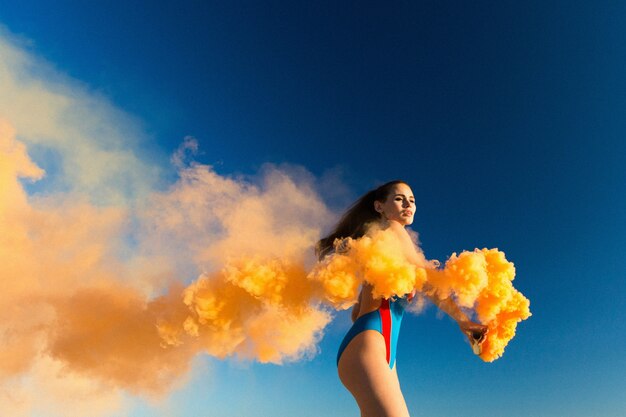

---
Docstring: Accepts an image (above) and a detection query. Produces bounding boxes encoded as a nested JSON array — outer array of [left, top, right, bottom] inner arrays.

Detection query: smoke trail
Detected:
[[167, 259, 330, 363], [147, 149, 334, 362], [0, 117, 334, 414], [1, 120, 197, 407], [0, 120, 131, 416], [0, 31, 161, 205], [1, 26, 339, 411]]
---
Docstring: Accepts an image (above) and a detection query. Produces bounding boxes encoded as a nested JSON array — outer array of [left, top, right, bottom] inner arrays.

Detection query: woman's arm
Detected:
[[425, 287, 468, 322], [424, 283, 488, 342]]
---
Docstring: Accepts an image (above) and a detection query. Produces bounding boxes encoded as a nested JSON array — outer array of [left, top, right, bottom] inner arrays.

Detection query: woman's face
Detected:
[[374, 183, 415, 225]]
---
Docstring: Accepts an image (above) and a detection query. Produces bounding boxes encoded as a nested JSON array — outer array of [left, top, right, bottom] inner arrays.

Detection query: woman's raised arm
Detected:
[[423, 282, 488, 345]]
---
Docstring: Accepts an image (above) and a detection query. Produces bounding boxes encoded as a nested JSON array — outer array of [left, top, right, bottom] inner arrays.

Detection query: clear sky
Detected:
[[1, 2, 625, 417]]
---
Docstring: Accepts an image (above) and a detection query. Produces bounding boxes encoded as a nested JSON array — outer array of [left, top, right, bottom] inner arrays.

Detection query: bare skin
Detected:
[[338, 283, 410, 417], [337, 184, 488, 417]]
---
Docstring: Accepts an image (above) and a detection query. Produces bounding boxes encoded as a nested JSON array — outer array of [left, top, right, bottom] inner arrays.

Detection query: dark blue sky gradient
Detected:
[[1, 2, 625, 416]]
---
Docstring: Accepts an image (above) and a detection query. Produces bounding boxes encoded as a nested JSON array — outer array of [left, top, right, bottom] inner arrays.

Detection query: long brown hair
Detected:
[[316, 180, 407, 259]]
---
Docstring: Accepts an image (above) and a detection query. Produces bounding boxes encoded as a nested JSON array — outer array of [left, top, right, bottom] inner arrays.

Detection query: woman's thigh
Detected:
[[337, 330, 410, 417]]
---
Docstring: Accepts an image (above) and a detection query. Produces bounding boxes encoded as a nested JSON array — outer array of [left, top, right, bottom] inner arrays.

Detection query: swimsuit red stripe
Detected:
[[379, 298, 391, 365]]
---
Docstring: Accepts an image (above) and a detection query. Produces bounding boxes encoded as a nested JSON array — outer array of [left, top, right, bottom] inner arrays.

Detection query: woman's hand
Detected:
[[457, 320, 489, 346], [421, 286, 489, 353]]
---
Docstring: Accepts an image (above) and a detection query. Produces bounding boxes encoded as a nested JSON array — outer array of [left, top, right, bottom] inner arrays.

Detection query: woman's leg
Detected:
[[337, 330, 410, 417]]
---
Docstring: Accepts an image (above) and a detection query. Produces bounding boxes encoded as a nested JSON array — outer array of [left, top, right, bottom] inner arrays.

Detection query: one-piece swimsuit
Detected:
[[336, 296, 408, 369]]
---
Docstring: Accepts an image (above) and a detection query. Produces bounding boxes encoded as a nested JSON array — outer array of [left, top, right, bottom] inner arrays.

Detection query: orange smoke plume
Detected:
[[1, 118, 334, 414], [158, 257, 330, 364], [0, 120, 197, 399], [308, 226, 531, 361], [428, 249, 531, 362], [308, 226, 433, 306]]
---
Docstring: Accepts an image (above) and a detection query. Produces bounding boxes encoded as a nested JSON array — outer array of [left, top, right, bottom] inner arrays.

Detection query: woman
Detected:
[[317, 180, 487, 417]]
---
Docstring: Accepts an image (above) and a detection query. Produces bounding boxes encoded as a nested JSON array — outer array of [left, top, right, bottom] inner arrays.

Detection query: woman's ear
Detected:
[[374, 201, 383, 214]]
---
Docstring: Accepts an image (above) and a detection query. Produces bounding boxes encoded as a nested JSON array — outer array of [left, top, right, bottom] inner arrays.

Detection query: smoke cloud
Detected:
[[1, 117, 336, 414], [309, 229, 531, 362], [1, 120, 189, 414]]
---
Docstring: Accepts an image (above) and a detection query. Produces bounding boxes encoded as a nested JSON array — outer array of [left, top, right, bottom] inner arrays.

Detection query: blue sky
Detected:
[[1, 1, 625, 416]]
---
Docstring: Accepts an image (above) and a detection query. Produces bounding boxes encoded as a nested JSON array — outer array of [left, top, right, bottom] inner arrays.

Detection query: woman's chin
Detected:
[[399, 215, 414, 225]]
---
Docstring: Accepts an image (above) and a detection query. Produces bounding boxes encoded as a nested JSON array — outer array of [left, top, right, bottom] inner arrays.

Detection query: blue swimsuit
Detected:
[[337, 296, 408, 369]]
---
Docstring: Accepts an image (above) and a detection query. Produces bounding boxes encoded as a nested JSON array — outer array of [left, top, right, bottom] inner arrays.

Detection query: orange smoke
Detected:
[[0, 120, 196, 398], [308, 226, 433, 306], [0, 118, 333, 414], [428, 249, 531, 362], [308, 227, 531, 362], [159, 257, 330, 364]]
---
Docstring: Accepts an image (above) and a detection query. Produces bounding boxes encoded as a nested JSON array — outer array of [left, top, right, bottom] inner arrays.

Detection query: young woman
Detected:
[[317, 180, 487, 417]]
